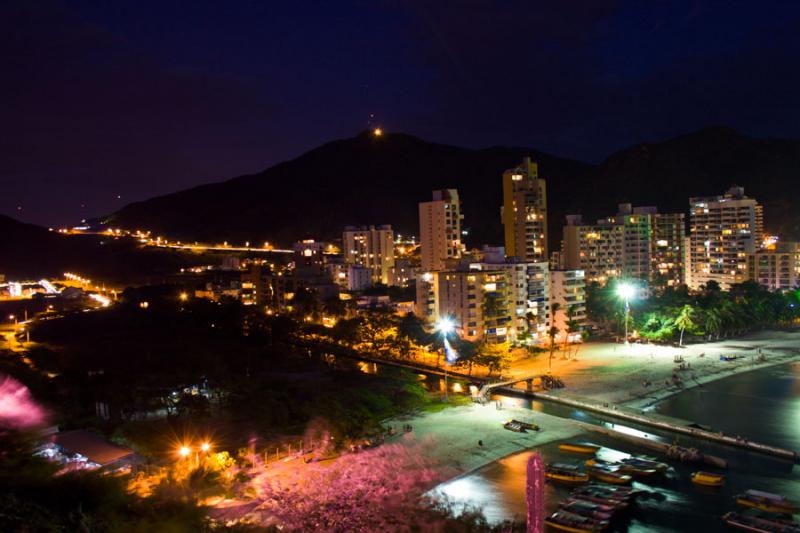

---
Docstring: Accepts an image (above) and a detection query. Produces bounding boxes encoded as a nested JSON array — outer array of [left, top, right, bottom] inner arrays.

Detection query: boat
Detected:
[[511, 419, 540, 431], [559, 500, 615, 521], [692, 471, 725, 487], [503, 420, 525, 432], [546, 463, 590, 484], [572, 484, 639, 504], [545, 510, 609, 533], [560, 442, 601, 455], [586, 464, 632, 485], [723, 511, 800, 533], [736, 490, 798, 515], [621, 456, 669, 473], [586, 458, 657, 479]]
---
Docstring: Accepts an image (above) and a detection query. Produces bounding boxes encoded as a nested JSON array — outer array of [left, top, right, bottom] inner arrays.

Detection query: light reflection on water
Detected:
[[432, 362, 800, 532]]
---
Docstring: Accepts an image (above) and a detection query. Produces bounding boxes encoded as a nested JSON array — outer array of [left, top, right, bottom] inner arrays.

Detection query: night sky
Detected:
[[4, 1, 800, 227]]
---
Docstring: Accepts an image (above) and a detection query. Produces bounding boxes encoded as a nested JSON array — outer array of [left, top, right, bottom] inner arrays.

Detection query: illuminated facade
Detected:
[[501, 158, 548, 263], [419, 189, 465, 271], [562, 204, 684, 289], [747, 242, 800, 291], [549, 269, 587, 342], [470, 259, 551, 343], [688, 187, 763, 290], [415, 269, 513, 344], [342, 225, 395, 285]]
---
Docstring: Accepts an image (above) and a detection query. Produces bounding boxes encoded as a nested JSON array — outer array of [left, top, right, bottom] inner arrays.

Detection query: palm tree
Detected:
[[703, 308, 723, 340], [674, 304, 695, 346], [562, 305, 577, 355], [547, 326, 559, 373]]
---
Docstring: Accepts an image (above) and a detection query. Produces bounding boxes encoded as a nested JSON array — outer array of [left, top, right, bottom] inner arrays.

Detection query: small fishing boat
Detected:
[[692, 471, 725, 487], [545, 510, 609, 533], [570, 486, 631, 508], [621, 456, 669, 473], [586, 458, 657, 479], [512, 419, 540, 431], [723, 511, 800, 533], [560, 442, 601, 455], [559, 500, 615, 521], [736, 490, 798, 515], [546, 463, 590, 484], [503, 420, 525, 432], [570, 493, 629, 511], [586, 464, 632, 485]]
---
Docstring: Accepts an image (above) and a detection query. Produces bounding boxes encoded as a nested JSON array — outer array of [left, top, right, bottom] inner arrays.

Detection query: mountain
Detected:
[[592, 126, 800, 238], [106, 132, 593, 247], [106, 127, 800, 249]]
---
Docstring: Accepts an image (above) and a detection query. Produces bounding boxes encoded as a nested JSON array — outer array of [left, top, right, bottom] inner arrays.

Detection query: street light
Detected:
[[200, 442, 211, 453], [179, 292, 188, 301], [436, 318, 456, 401], [616, 283, 635, 344], [179, 445, 191, 458]]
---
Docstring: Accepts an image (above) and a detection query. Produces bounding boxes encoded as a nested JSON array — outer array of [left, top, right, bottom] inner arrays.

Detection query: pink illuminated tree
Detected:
[[526, 452, 545, 533], [247, 435, 459, 531], [0, 374, 47, 429]]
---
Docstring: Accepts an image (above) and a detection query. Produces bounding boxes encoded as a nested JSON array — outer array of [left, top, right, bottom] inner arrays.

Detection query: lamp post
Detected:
[[616, 283, 635, 345], [436, 318, 455, 401]]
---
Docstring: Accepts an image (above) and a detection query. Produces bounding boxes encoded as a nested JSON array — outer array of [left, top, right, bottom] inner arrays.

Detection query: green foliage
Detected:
[[587, 279, 800, 343]]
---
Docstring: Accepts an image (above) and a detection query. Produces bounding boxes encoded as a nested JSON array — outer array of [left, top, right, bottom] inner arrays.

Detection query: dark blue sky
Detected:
[[3, 0, 800, 227]]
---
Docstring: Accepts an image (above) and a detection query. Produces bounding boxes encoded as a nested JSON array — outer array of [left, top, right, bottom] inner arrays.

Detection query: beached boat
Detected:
[[545, 510, 609, 533], [586, 464, 632, 485], [503, 419, 539, 432], [560, 442, 601, 455], [723, 511, 800, 533], [736, 490, 798, 515], [546, 464, 590, 484], [692, 471, 725, 487], [503, 420, 525, 432]]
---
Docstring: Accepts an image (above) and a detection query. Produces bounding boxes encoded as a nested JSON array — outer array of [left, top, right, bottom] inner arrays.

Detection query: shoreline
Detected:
[[403, 331, 800, 485]]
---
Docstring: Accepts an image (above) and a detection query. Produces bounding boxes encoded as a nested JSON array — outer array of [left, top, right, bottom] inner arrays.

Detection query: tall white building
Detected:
[[747, 241, 800, 292], [549, 269, 587, 342], [501, 158, 548, 263], [342, 225, 395, 285], [688, 187, 763, 290], [419, 189, 465, 272]]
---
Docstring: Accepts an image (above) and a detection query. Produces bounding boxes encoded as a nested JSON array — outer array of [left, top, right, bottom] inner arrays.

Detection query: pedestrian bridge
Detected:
[[477, 374, 564, 398]]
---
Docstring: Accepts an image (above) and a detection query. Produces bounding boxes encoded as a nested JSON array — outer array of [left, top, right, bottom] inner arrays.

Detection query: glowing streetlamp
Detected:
[[616, 283, 635, 344], [178, 445, 191, 459], [200, 442, 211, 453], [436, 318, 456, 401], [179, 292, 188, 302]]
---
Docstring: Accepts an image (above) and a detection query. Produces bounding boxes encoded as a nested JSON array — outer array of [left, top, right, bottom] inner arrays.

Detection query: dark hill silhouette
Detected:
[[106, 131, 593, 247], [107, 127, 800, 248], [0, 215, 208, 283]]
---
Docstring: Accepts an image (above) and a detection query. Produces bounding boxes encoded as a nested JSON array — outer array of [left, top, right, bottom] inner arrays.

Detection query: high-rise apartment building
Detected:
[[562, 204, 684, 289], [747, 241, 800, 291], [342, 225, 395, 285], [501, 158, 548, 263], [415, 269, 513, 344], [419, 189, 465, 271], [470, 258, 551, 343], [688, 187, 763, 290], [549, 269, 587, 342]]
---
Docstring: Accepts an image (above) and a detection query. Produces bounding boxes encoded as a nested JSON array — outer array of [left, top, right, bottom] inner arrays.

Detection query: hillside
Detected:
[[105, 126, 800, 247], [592, 126, 800, 238], [106, 132, 593, 247], [0, 215, 209, 283]]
